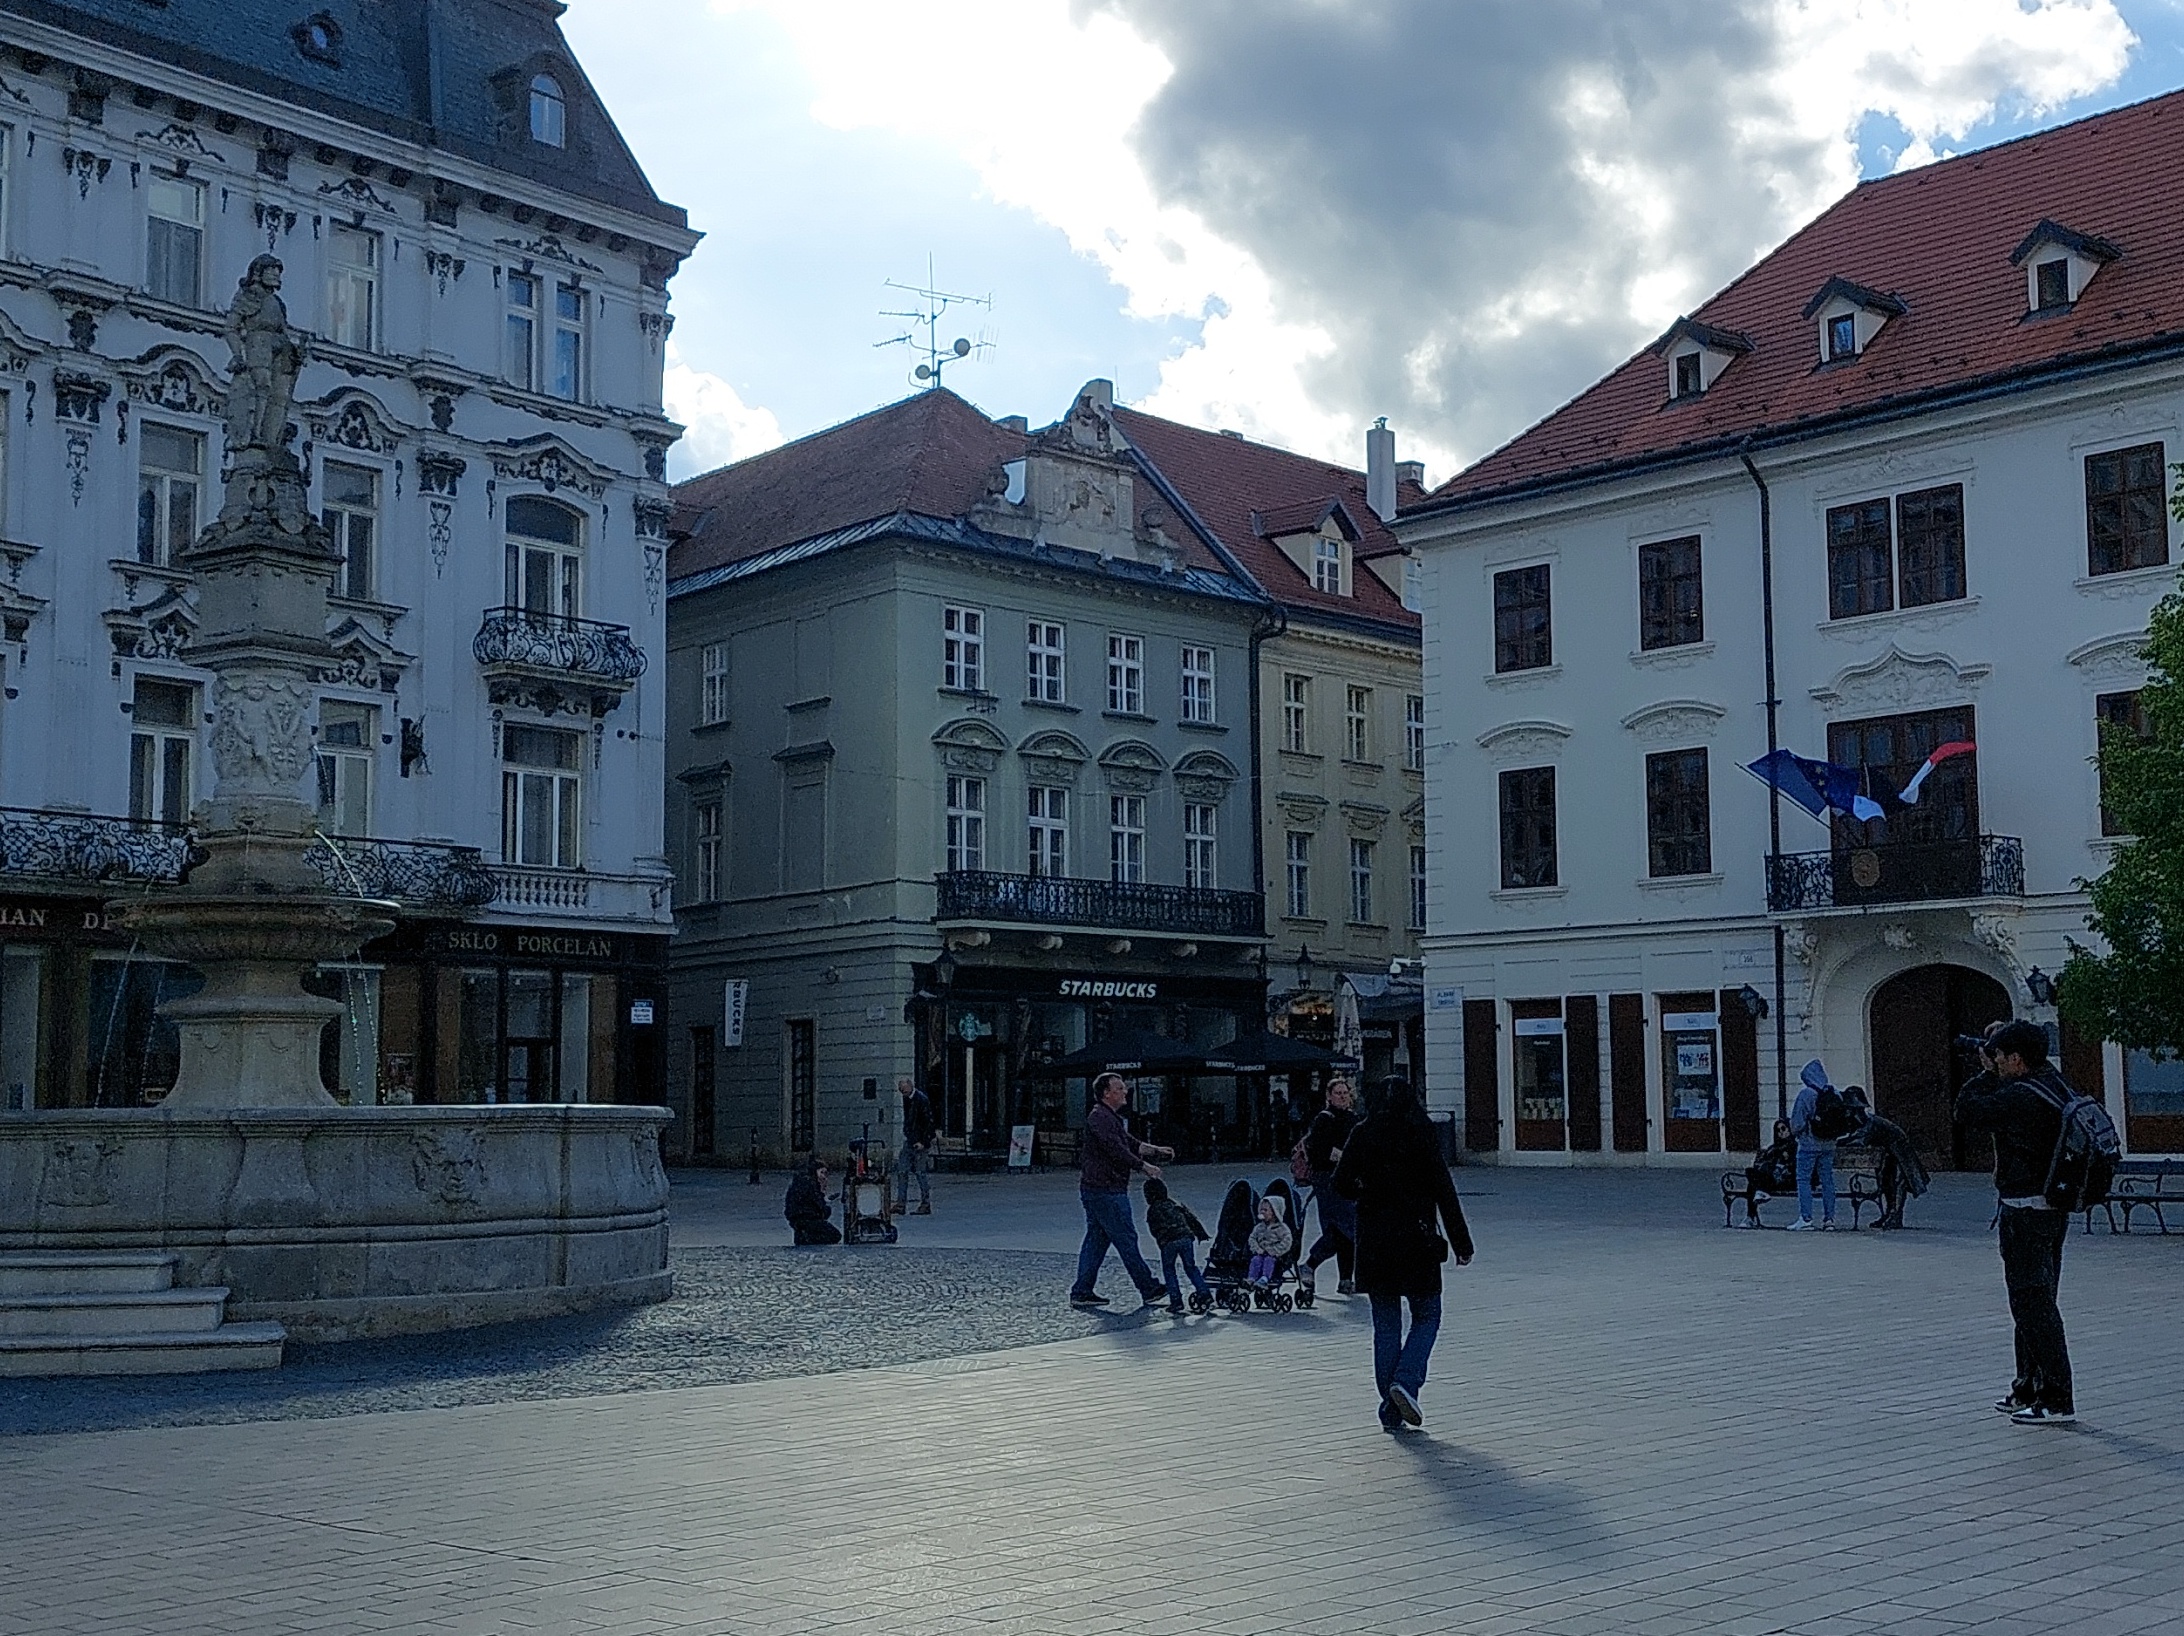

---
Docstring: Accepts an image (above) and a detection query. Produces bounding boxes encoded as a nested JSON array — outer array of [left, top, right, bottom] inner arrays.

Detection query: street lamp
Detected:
[[1733, 983, 1769, 1020], [1294, 944, 1316, 992], [2026, 966, 2057, 1007]]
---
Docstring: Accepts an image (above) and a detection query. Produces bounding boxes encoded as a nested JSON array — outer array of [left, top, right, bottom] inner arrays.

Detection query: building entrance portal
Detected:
[[1867, 964, 2012, 1169]]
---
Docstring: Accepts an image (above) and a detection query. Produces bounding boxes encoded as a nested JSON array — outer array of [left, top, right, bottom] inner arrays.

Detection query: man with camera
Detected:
[[1956, 1019, 2078, 1426]]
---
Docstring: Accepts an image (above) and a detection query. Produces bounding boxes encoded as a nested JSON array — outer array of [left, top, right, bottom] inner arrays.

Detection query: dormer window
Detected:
[[529, 75, 566, 147], [1674, 353, 1702, 399], [1802, 277, 1906, 366], [1653, 317, 1752, 402], [1313, 536, 1344, 594], [1826, 313, 1856, 360], [2011, 219, 2120, 316]]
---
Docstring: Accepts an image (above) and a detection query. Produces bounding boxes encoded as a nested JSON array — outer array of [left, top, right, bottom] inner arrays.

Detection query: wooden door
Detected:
[[1869, 964, 2010, 1169], [1718, 989, 1762, 1153], [1564, 995, 1602, 1152], [1659, 990, 1722, 1153], [1461, 999, 1500, 1153], [1609, 994, 1649, 1152]]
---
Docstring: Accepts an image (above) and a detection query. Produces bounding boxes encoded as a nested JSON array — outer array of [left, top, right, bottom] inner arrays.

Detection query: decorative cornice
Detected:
[[1476, 718, 1572, 761], [1619, 698, 1727, 742], [1810, 644, 1989, 711]]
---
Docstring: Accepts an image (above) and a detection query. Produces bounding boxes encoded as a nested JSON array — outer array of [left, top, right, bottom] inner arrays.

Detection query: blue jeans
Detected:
[[1370, 1292, 1442, 1417], [1160, 1239, 1210, 1306], [892, 1141, 930, 1209], [1073, 1188, 1162, 1300], [1797, 1142, 1836, 1223]]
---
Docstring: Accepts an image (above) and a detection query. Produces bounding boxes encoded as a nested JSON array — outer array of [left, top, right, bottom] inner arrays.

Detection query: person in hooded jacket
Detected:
[[784, 1158, 841, 1246], [1788, 1058, 1840, 1231], [1332, 1075, 1475, 1431]]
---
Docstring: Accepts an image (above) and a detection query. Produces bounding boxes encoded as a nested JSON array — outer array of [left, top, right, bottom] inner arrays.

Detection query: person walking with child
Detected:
[[1143, 1177, 1212, 1314], [1246, 1195, 1293, 1287], [1068, 1072, 1175, 1311]]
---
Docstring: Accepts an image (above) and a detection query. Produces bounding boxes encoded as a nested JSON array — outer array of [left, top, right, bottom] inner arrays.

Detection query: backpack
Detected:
[[1291, 1129, 1314, 1184], [1807, 1084, 1856, 1141], [2034, 1074, 2121, 1211]]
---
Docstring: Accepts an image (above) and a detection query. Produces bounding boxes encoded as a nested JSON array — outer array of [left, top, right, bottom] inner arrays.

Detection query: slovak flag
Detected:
[[1897, 741, 1976, 805]]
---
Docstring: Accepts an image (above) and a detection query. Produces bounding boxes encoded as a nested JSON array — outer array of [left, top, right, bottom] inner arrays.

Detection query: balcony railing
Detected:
[[936, 870, 1266, 940], [472, 608, 647, 685], [306, 835, 499, 910], [0, 807, 202, 887], [1766, 835, 2024, 912]]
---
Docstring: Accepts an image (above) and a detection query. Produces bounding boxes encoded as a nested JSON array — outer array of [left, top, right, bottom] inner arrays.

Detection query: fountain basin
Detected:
[[0, 1104, 670, 1340]]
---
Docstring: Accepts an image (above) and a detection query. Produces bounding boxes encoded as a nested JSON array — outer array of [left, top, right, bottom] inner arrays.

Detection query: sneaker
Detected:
[[1819, 1220, 1838, 1231], [1068, 1293, 1109, 1309], [1993, 1394, 2031, 1415], [1378, 1411, 1406, 1433], [1166, 1302, 1185, 1315], [912, 1203, 932, 1215], [1785, 1218, 1817, 1232], [2011, 1405, 2076, 1426], [1139, 1289, 1168, 1309], [1386, 1384, 1423, 1427], [1337, 1278, 1357, 1296]]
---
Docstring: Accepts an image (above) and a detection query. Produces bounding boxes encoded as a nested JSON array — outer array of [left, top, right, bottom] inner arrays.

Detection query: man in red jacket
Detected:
[[1069, 1073, 1175, 1310]]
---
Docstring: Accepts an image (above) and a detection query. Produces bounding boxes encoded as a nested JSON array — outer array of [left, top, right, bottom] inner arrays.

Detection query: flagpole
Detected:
[[1740, 447, 1789, 1123]]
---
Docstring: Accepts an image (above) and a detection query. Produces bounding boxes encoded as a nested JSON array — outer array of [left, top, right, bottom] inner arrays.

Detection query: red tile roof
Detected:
[[669, 389, 1027, 578], [1430, 87, 2184, 507], [1114, 408, 1423, 631]]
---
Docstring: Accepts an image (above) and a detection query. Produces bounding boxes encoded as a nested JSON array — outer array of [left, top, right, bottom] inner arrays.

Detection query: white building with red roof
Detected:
[[1398, 89, 2184, 1170]]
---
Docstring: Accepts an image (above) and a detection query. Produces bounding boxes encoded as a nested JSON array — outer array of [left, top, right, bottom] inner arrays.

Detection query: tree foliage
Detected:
[[2060, 576, 2184, 1055]]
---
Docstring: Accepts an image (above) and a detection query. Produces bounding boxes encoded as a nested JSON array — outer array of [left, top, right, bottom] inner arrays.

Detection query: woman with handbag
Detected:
[[1332, 1075, 1475, 1432]]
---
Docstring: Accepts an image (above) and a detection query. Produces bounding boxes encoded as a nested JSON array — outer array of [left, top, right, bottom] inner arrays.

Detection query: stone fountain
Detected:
[[0, 258, 670, 1342]]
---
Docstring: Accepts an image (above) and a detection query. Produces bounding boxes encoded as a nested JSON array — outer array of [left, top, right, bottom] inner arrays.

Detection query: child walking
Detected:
[[1246, 1195, 1293, 1287], [1142, 1177, 1212, 1314]]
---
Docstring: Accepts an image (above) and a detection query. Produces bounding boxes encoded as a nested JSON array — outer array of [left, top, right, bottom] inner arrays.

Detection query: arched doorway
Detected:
[[1867, 964, 2012, 1168]]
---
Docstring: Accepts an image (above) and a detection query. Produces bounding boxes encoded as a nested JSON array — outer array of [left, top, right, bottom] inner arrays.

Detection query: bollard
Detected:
[[747, 1125, 761, 1185]]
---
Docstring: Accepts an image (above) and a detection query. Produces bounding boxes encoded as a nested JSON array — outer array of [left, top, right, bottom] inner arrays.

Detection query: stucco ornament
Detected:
[[212, 672, 315, 795], [222, 255, 303, 458]]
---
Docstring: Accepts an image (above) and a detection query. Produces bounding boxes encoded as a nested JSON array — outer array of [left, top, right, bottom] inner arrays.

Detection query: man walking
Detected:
[[1787, 1058, 1839, 1231], [1302, 1076, 1360, 1294], [1959, 1019, 2078, 1425], [892, 1077, 936, 1215], [1069, 1072, 1174, 1311]]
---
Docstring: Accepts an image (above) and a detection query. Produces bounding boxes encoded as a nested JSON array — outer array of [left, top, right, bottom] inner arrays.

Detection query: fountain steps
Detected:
[[0, 1252, 286, 1376]]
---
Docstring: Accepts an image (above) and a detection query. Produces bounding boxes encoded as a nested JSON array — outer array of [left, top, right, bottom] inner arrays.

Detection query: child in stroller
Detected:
[[1204, 1177, 1315, 1312]]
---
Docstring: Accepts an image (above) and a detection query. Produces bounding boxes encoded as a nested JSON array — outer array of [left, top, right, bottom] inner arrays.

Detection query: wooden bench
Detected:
[[1721, 1148, 1885, 1228], [2083, 1159, 2182, 1234]]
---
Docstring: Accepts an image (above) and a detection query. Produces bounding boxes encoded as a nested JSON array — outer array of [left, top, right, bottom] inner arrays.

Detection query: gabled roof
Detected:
[[1251, 495, 1361, 541], [1653, 317, 1753, 356], [1112, 408, 1421, 632], [1429, 86, 2184, 508], [2010, 218, 2122, 267], [669, 389, 1027, 579], [1800, 276, 1907, 321]]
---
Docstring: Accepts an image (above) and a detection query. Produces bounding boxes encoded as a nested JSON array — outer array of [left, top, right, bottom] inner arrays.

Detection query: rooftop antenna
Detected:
[[877, 255, 992, 389]]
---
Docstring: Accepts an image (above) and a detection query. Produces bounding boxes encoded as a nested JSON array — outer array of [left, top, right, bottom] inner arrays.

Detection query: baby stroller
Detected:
[[841, 1133, 897, 1245], [1203, 1176, 1314, 1313]]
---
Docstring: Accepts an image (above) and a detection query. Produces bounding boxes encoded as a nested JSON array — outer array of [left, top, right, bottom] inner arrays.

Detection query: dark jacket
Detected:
[[900, 1091, 937, 1148], [784, 1172, 832, 1230], [1957, 1066, 2070, 1199], [1303, 1105, 1358, 1180], [1080, 1101, 1150, 1193], [1747, 1134, 1798, 1192], [1331, 1106, 1474, 1297], [1844, 1111, 1931, 1198], [1145, 1196, 1207, 1247]]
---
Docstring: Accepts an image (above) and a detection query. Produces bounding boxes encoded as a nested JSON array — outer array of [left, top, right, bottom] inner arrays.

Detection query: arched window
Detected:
[[505, 495, 584, 620], [529, 75, 566, 147]]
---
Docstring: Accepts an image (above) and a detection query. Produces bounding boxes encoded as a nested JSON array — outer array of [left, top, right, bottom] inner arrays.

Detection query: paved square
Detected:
[[3, 1166, 2181, 1635]]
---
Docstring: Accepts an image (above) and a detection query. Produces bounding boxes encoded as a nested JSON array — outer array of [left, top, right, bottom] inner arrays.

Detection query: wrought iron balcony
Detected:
[[936, 870, 1266, 940], [0, 807, 202, 887], [473, 607, 646, 714], [306, 834, 499, 910], [1766, 835, 2024, 912]]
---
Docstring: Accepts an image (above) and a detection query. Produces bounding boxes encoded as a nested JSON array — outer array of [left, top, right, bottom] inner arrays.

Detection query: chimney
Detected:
[[1366, 417, 1396, 522], [998, 415, 1028, 434], [1395, 459, 1424, 490]]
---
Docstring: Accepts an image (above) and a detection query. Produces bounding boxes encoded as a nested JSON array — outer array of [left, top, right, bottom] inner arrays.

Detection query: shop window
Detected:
[[1512, 1003, 1566, 1150], [501, 723, 582, 868], [1109, 794, 1145, 884], [1345, 685, 1373, 762], [1659, 993, 1721, 1151], [1183, 801, 1217, 890], [1285, 830, 1311, 918], [1282, 673, 1310, 752], [315, 699, 376, 837], [2097, 689, 2150, 836], [146, 175, 203, 306], [1027, 620, 1066, 703], [2086, 442, 2169, 576], [694, 797, 723, 899], [2123, 1048, 2184, 1152], [1644, 748, 1711, 877], [137, 424, 203, 566], [129, 677, 197, 825], [1349, 837, 1375, 924], [87, 957, 201, 1106], [322, 461, 378, 600], [700, 641, 730, 725], [1493, 564, 1551, 672], [787, 1018, 816, 1152], [1409, 844, 1426, 930], [1638, 535, 1703, 650], [505, 495, 584, 618], [1180, 645, 1216, 723], [1107, 633, 1144, 715], [1405, 694, 1425, 771], [0, 943, 42, 1110], [455, 967, 594, 1105], [1028, 784, 1067, 877], [942, 605, 984, 692], [945, 774, 985, 872], [1498, 765, 1557, 889], [325, 225, 379, 351]]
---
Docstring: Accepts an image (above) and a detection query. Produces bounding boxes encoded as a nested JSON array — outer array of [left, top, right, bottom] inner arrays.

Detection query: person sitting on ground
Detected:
[[1246, 1195, 1293, 1287], [1143, 1176, 1213, 1315], [1740, 1118, 1798, 1227], [784, 1158, 842, 1247], [1841, 1087, 1930, 1230]]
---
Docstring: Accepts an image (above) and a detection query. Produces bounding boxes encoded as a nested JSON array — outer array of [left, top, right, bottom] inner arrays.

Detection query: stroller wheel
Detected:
[[1274, 1293, 1294, 1313], [1188, 1291, 1212, 1315], [1294, 1285, 1314, 1309], [1226, 1289, 1251, 1314]]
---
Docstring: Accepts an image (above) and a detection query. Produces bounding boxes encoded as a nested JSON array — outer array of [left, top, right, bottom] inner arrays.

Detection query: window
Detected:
[[1410, 843, 1427, 930], [1400, 553, 1422, 612], [505, 271, 540, 391], [1895, 484, 1966, 608], [1109, 794, 1145, 884], [1179, 645, 1216, 723], [1285, 830, 1312, 918], [1826, 312, 1856, 360], [942, 605, 984, 691], [1498, 766, 1557, 889], [128, 678, 195, 825], [1028, 785, 1068, 877], [945, 775, 985, 872], [1183, 802, 1217, 890], [1345, 685, 1373, 762], [1282, 674, 1310, 753], [325, 225, 379, 350], [502, 724, 582, 868], [321, 461, 378, 601], [315, 700, 375, 837], [2035, 259, 2071, 311], [1349, 838, 1375, 924], [551, 283, 585, 402], [1827, 708, 1976, 852], [1313, 536, 1344, 595], [505, 496, 583, 618], [1673, 351, 1703, 399], [1106, 634, 1143, 715], [1638, 536, 1704, 650], [136, 426, 203, 566], [699, 642, 730, 725], [787, 1018, 815, 1153], [694, 798, 723, 900], [1644, 748, 1711, 878], [1026, 620, 1066, 703], [529, 74, 567, 147], [1826, 497, 1893, 619], [1405, 694, 1425, 772], [0, 125, 12, 259], [145, 176, 203, 306], [1493, 564, 1552, 673], [2096, 690, 2150, 836], [2086, 443, 2169, 576]]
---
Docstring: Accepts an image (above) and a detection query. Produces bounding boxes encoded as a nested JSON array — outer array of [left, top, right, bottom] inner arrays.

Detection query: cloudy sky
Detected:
[[562, 0, 2184, 485]]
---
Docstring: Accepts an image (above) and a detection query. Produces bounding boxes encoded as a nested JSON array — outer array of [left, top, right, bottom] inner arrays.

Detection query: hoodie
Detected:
[[1790, 1059, 1835, 1149], [1248, 1197, 1293, 1259]]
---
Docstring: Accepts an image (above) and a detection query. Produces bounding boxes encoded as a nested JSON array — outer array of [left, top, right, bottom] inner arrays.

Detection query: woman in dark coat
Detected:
[[1331, 1076, 1475, 1431], [785, 1158, 842, 1246]]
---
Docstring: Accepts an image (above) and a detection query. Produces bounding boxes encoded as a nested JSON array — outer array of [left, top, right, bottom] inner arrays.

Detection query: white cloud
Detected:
[[663, 344, 785, 479]]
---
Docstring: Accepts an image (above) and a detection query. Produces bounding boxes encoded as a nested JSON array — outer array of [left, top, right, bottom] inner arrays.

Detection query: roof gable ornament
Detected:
[[1802, 277, 1907, 365], [1653, 317, 1753, 401], [2011, 219, 2121, 315]]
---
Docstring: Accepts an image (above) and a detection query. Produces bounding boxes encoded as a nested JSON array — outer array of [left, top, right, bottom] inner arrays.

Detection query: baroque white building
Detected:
[[1401, 90, 2184, 1168], [0, 1, 695, 1111]]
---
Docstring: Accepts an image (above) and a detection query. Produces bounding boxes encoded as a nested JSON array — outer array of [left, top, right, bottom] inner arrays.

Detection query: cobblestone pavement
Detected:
[[4, 1167, 2182, 1636]]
